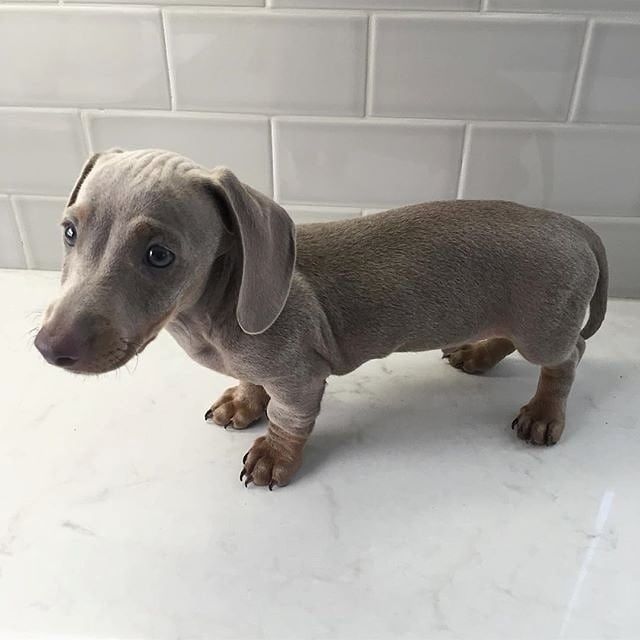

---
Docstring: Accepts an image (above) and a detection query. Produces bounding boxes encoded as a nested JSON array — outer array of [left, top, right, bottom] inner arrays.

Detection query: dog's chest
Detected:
[[167, 316, 233, 375], [190, 342, 229, 374]]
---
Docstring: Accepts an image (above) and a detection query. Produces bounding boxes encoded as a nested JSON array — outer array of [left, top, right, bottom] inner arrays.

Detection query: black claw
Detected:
[[240, 468, 247, 481], [511, 418, 518, 430], [204, 409, 213, 421], [244, 476, 252, 488], [268, 481, 275, 491], [243, 452, 249, 464]]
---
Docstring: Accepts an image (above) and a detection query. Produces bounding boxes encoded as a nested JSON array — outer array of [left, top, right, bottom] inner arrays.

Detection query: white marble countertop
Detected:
[[1, 269, 639, 640]]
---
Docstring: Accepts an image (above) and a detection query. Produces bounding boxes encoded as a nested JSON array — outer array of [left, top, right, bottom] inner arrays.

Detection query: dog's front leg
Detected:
[[240, 378, 326, 489]]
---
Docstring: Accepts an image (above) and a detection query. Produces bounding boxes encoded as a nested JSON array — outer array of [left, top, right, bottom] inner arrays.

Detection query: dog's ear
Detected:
[[67, 153, 102, 207], [66, 148, 123, 207], [208, 168, 296, 335]]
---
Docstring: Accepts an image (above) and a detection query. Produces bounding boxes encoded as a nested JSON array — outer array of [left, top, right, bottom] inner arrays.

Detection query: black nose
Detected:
[[35, 328, 81, 367]]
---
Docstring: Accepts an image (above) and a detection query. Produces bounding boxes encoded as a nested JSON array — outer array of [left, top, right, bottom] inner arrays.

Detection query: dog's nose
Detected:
[[35, 327, 82, 367]]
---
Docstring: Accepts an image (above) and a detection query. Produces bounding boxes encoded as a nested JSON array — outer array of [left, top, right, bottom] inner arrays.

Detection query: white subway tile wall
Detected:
[[0, 2, 638, 298], [274, 118, 464, 206], [572, 20, 640, 125], [66, 0, 263, 4], [271, 1, 480, 8], [369, 14, 585, 121], [12, 197, 66, 270], [0, 109, 87, 195], [164, 10, 368, 115], [0, 7, 170, 109], [86, 112, 273, 195], [461, 124, 640, 216], [577, 217, 640, 299], [487, 0, 640, 12], [0, 196, 26, 269], [284, 205, 362, 223]]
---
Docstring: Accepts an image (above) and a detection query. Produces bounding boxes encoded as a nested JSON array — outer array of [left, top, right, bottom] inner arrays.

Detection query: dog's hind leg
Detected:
[[442, 338, 515, 374], [205, 381, 269, 430], [511, 337, 585, 446]]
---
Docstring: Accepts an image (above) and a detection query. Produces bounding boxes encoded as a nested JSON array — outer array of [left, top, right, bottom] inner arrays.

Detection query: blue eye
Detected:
[[63, 222, 77, 247], [146, 245, 175, 268]]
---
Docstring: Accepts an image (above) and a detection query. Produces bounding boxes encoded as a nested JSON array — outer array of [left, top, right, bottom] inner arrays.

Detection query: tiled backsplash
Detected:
[[0, 2, 638, 297]]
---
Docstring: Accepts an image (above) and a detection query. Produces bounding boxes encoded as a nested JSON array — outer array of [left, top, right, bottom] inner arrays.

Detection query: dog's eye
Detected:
[[146, 245, 175, 269], [63, 222, 77, 247]]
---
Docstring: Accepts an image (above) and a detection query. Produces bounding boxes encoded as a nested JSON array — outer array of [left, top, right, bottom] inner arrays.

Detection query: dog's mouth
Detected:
[[36, 307, 174, 375], [63, 329, 165, 374], [61, 338, 143, 375]]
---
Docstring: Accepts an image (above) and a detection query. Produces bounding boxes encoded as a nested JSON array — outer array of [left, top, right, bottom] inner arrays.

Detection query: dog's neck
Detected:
[[165, 248, 246, 376], [202, 250, 241, 328], [171, 248, 241, 338]]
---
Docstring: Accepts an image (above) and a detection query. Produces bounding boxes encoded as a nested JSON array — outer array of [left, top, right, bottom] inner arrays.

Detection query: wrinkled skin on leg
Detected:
[[240, 379, 326, 489]]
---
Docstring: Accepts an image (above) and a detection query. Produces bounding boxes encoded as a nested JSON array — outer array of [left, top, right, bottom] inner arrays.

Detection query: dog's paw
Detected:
[[240, 434, 304, 490], [511, 403, 565, 446], [204, 384, 268, 430], [442, 344, 492, 374]]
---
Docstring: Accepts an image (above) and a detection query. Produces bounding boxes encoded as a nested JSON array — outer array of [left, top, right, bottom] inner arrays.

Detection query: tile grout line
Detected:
[[159, 9, 177, 112], [456, 123, 472, 199], [2, 105, 640, 130], [79, 110, 94, 155], [270, 118, 279, 202], [567, 18, 594, 123], [284, 202, 361, 209], [9, 196, 34, 270], [362, 13, 371, 117], [1, 193, 67, 201], [364, 13, 374, 117], [11, 5, 640, 17]]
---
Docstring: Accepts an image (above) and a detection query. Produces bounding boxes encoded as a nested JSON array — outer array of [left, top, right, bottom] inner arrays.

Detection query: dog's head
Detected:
[[35, 149, 295, 374]]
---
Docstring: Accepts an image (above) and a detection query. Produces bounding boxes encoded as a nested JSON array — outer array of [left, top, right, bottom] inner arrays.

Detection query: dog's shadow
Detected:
[[297, 353, 634, 482]]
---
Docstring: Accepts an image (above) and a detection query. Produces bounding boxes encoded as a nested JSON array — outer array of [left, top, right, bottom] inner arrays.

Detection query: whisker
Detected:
[[25, 311, 43, 346], [23, 326, 40, 348]]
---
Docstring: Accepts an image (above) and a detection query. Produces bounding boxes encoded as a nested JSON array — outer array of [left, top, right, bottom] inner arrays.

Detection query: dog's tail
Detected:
[[580, 225, 609, 340]]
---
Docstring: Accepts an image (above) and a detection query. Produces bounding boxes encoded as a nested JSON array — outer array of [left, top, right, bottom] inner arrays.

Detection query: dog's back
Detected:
[[295, 200, 605, 373]]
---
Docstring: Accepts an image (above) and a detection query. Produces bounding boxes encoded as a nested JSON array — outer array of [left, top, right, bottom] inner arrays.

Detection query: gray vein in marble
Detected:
[[322, 483, 339, 541], [61, 520, 97, 537]]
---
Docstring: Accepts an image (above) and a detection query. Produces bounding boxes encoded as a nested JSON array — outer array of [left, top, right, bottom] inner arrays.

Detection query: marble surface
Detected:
[[1, 269, 639, 640]]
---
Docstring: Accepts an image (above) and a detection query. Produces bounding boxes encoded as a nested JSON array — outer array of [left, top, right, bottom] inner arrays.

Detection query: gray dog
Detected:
[[35, 149, 608, 489]]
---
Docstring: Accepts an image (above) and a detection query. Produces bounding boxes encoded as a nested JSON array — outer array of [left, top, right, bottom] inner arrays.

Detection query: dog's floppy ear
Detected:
[[66, 148, 123, 207], [208, 168, 296, 335], [66, 153, 102, 207]]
